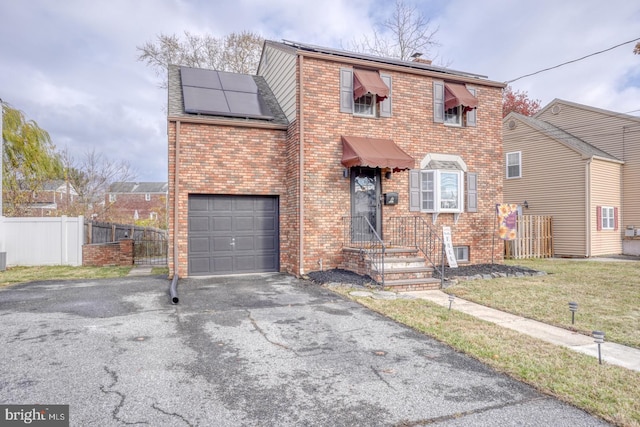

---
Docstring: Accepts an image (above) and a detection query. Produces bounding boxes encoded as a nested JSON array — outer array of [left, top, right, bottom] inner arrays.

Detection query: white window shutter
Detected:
[[340, 68, 354, 113], [409, 169, 420, 212], [466, 172, 478, 212], [433, 81, 444, 123], [379, 73, 392, 117], [466, 87, 477, 127]]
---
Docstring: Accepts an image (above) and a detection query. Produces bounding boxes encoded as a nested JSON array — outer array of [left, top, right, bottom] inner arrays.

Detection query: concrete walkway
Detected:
[[406, 290, 640, 372], [127, 265, 153, 276]]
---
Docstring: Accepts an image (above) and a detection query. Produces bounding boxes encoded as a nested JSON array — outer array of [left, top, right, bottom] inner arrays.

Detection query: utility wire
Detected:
[[506, 37, 640, 84]]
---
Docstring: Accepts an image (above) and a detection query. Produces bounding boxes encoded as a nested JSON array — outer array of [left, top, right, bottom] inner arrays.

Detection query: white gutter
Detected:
[[585, 158, 591, 257]]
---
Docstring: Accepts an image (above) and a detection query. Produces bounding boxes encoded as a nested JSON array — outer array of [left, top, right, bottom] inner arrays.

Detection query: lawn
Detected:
[[0, 265, 132, 287], [334, 257, 640, 426], [446, 258, 640, 348]]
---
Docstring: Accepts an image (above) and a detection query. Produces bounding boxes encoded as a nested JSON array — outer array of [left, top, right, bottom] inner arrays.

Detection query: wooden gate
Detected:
[[505, 215, 553, 259]]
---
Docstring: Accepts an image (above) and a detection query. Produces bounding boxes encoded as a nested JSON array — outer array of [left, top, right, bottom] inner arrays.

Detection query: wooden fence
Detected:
[[505, 215, 553, 259]]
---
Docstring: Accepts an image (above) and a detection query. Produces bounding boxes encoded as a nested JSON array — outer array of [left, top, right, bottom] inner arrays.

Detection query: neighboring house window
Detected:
[[109, 194, 116, 202], [145, 193, 151, 201], [150, 212, 158, 220], [597, 206, 618, 231], [454, 246, 469, 262], [340, 68, 392, 118], [506, 151, 521, 179], [419, 169, 463, 213], [433, 81, 477, 127]]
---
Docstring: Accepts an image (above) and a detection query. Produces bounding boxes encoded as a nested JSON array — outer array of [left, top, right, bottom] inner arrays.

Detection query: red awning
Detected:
[[341, 136, 415, 171], [444, 83, 478, 111], [353, 69, 389, 101]]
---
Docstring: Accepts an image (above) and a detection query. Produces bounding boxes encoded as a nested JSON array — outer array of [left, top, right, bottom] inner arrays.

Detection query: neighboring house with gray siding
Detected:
[[503, 99, 640, 257]]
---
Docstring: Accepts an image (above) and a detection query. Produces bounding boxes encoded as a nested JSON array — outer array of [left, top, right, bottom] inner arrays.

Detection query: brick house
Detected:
[[106, 182, 168, 226], [168, 40, 506, 287], [15, 179, 78, 216]]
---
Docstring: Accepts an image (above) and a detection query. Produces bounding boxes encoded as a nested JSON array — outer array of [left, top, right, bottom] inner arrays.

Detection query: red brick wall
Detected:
[[296, 57, 504, 271], [168, 55, 504, 277], [168, 123, 289, 277], [83, 239, 134, 267]]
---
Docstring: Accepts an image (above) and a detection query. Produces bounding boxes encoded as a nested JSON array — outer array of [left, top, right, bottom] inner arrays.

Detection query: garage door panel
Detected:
[[189, 237, 211, 253], [234, 198, 255, 211], [212, 256, 234, 273], [212, 236, 234, 251], [189, 216, 210, 232], [235, 236, 255, 251], [212, 197, 233, 211], [212, 216, 232, 231], [188, 195, 279, 276], [235, 216, 255, 231], [189, 257, 211, 274], [254, 197, 276, 211], [189, 196, 210, 211], [256, 216, 276, 231]]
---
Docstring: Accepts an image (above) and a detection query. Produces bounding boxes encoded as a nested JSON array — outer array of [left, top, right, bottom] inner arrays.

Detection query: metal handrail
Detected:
[[385, 216, 446, 286], [342, 215, 386, 285]]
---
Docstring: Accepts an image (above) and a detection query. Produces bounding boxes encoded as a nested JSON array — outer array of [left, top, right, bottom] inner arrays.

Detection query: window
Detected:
[[433, 81, 477, 127], [354, 93, 376, 117], [597, 206, 618, 231], [506, 151, 521, 178], [145, 193, 151, 201], [109, 194, 116, 202], [453, 246, 469, 262], [150, 212, 158, 220], [444, 105, 462, 126], [340, 68, 392, 117], [420, 170, 463, 213]]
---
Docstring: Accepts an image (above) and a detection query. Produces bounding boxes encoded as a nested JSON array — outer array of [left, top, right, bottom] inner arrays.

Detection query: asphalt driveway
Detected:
[[0, 273, 609, 426]]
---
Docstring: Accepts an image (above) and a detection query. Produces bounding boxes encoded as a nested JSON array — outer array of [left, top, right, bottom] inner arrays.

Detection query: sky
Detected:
[[1, 0, 639, 182]]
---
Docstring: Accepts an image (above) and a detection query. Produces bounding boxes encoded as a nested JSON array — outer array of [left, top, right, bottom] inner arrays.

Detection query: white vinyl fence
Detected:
[[1, 216, 84, 266]]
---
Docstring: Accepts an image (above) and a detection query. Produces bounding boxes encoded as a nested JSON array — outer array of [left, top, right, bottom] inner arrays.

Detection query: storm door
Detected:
[[350, 167, 382, 241]]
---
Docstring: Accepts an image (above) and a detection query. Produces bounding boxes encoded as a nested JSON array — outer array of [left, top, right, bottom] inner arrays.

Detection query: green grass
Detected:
[[446, 259, 640, 348], [335, 287, 640, 427], [0, 265, 132, 287], [151, 267, 169, 276]]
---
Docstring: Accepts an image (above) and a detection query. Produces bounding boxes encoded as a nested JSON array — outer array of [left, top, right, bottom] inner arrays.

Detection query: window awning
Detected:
[[341, 136, 415, 171], [444, 83, 478, 111], [353, 69, 389, 101]]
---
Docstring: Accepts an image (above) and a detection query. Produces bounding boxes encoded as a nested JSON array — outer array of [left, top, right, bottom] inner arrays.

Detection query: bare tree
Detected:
[[349, 0, 440, 62], [635, 42, 640, 55], [137, 30, 264, 88], [61, 148, 136, 219]]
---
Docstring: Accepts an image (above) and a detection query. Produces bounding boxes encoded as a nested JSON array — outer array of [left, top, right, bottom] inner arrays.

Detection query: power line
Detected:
[[506, 37, 640, 84]]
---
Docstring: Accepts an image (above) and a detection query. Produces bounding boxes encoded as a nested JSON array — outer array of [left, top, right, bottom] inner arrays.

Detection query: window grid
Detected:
[[354, 94, 375, 117], [506, 151, 521, 178], [601, 206, 615, 230], [420, 170, 463, 213]]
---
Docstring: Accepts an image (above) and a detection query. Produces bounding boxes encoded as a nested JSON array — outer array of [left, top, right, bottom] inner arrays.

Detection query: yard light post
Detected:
[[448, 294, 455, 310], [568, 301, 578, 325], [592, 331, 605, 365]]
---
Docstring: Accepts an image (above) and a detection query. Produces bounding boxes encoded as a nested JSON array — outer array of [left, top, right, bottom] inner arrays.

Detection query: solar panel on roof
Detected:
[[180, 66, 273, 120], [218, 71, 257, 93]]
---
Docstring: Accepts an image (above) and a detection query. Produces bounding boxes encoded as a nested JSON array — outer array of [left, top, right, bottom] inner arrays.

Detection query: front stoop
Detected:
[[369, 247, 442, 291]]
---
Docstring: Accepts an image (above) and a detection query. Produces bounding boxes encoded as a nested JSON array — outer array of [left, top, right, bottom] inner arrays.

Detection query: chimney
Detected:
[[411, 52, 432, 65]]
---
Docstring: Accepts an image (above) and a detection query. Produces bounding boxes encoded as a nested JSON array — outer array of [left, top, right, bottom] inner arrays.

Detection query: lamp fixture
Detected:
[[523, 200, 529, 209]]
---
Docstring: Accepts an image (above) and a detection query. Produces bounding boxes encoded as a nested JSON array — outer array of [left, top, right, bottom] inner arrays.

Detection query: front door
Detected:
[[350, 167, 381, 241]]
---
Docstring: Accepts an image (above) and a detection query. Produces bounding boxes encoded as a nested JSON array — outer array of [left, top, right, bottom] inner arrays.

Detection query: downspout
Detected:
[[298, 54, 305, 276], [170, 120, 181, 304], [585, 158, 591, 258]]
